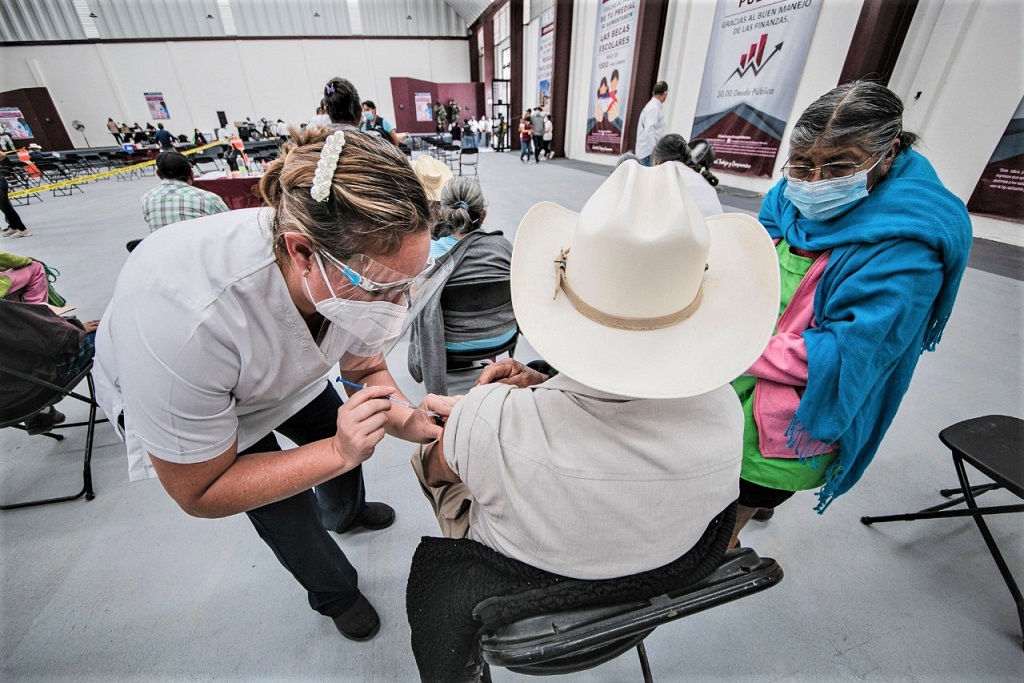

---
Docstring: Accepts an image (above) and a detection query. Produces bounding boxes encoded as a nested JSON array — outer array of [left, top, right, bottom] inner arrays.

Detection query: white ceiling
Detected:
[[0, 0, 497, 43]]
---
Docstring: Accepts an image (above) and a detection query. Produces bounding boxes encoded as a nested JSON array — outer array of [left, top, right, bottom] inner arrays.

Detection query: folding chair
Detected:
[[34, 159, 83, 196], [440, 279, 518, 373], [406, 504, 784, 682], [191, 153, 222, 173], [861, 415, 1024, 647], [1, 166, 42, 205], [478, 548, 783, 681], [0, 360, 107, 510], [442, 144, 462, 170], [459, 147, 479, 177]]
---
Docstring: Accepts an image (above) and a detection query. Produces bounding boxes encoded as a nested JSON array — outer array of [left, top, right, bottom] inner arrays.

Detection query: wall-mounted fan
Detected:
[[72, 120, 90, 147]]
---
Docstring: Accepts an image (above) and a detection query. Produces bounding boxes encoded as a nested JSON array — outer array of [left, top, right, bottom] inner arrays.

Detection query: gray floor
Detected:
[[2, 151, 1023, 682]]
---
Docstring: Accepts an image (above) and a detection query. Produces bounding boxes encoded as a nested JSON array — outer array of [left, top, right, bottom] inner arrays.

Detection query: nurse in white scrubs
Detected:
[[95, 128, 454, 642]]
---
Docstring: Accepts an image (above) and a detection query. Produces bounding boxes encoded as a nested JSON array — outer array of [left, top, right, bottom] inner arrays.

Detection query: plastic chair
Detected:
[[861, 415, 1024, 647], [0, 360, 106, 510], [477, 548, 783, 681]]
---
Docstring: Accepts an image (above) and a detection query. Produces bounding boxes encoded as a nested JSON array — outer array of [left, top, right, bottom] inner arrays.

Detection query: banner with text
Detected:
[[968, 95, 1024, 224], [538, 9, 555, 111], [145, 92, 170, 120], [691, 0, 822, 177], [585, 0, 640, 155], [0, 107, 33, 138]]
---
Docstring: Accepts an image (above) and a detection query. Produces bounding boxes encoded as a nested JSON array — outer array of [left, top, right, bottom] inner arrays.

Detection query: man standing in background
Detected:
[[635, 81, 669, 167]]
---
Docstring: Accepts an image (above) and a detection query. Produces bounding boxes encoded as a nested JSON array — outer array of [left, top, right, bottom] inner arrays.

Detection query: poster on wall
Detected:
[[0, 107, 33, 138], [537, 9, 555, 111], [145, 92, 171, 120], [585, 0, 640, 155], [690, 0, 823, 177], [967, 95, 1024, 224], [414, 93, 434, 122]]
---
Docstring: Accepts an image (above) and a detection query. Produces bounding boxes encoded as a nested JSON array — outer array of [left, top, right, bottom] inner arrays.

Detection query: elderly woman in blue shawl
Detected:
[[729, 81, 972, 547]]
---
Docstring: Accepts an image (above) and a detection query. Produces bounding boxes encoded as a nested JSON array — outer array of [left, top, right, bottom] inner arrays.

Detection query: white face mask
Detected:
[[783, 154, 884, 221], [303, 253, 409, 361]]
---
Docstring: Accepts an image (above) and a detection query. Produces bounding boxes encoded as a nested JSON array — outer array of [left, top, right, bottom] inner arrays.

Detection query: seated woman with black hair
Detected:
[[652, 133, 723, 217], [408, 177, 515, 395]]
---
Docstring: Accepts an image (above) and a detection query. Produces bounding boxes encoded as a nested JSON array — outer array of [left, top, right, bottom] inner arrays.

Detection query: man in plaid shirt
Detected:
[[141, 153, 229, 232]]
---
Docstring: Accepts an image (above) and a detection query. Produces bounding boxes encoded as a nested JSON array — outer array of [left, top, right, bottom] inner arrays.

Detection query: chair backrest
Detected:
[[440, 279, 510, 314], [0, 301, 90, 426]]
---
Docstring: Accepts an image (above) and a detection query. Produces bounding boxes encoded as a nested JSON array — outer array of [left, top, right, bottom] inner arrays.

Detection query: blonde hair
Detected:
[[260, 127, 431, 259]]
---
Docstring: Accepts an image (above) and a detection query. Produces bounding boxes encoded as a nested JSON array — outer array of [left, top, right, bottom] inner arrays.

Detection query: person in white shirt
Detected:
[[95, 128, 455, 643], [480, 115, 492, 148], [635, 80, 669, 166], [307, 99, 332, 130], [653, 133, 723, 216], [413, 160, 781, 580]]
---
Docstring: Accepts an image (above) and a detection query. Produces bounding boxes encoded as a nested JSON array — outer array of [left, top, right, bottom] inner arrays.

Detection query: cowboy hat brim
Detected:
[[511, 202, 781, 399]]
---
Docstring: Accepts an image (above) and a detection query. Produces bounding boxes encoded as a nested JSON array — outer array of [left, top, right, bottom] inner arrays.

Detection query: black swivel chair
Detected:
[[862, 415, 1024, 647]]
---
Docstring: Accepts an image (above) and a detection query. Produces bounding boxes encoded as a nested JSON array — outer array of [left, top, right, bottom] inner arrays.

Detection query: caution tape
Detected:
[[8, 141, 227, 199]]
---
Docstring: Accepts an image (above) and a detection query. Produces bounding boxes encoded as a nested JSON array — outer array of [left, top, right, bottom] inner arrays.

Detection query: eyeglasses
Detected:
[[781, 153, 880, 181], [319, 251, 436, 294]]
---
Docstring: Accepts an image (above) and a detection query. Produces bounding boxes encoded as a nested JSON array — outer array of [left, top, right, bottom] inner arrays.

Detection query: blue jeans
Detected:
[[520, 140, 532, 160], [240, 382, 367, 617]]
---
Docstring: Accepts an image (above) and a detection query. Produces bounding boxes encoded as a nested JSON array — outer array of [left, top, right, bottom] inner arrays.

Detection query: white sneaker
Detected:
[[0, 228, 13, 237], [9, 229, 32, 238]]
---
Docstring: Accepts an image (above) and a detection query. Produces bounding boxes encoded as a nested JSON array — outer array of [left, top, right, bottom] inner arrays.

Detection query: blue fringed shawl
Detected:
[[759, 150, 973, 511]]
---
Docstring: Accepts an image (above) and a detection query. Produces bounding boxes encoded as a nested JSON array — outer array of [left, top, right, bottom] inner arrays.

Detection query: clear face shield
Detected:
[[303, 247, 454, 371]]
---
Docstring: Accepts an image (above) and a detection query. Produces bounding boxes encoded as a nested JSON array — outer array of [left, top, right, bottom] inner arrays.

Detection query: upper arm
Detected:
[[421, 435, 459, 486], [209, 195, 229, 214], [148, 440, 237, 516]]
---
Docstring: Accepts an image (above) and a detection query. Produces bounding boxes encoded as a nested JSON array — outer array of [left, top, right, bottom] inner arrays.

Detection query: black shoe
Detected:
[[25, 407, 66, 436], [332, 594, 380, 641], [347, 502, 395, 532], [753, 507, 775, 521]]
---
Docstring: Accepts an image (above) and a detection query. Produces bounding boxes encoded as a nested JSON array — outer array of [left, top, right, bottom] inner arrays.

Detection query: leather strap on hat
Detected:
[[553, 248, 703, 331]]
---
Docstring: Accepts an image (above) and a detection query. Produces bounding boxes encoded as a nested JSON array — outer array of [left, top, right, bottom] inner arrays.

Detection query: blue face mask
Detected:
[[363, 110, 373, 121], [783, 155, 884, 221]]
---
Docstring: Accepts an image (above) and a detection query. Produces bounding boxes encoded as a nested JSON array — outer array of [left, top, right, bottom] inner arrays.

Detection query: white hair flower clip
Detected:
[[310, 131, 346, 202]]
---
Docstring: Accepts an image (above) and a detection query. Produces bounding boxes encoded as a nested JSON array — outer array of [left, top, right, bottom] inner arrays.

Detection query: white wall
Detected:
[[558, 0, 1022, 245], [0, 37, 469, 145]]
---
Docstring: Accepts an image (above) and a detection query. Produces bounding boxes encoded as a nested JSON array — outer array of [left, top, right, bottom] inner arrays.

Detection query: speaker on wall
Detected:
[[217, 111, 228, 128]]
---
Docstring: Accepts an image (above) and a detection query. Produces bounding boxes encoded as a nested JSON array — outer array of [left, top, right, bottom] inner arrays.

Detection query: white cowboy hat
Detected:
[[511, 161, 780, 399], [411, 154, 453, 202]]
